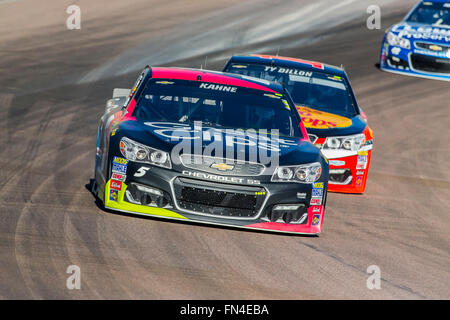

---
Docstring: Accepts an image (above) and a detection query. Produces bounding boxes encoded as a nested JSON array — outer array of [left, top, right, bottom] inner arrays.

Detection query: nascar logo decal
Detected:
[[297, 106, 352, 129]]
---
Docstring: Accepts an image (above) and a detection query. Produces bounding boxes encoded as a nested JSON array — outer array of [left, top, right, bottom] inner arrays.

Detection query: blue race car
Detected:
[[380, 0, 450, 81]]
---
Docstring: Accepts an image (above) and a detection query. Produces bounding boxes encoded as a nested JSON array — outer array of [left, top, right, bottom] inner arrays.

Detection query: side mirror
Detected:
[[105, 88, 131, 113], [113, 88, 131, 98]]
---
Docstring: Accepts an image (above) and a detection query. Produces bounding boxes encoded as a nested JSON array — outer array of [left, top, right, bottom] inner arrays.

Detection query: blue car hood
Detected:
[[390, 22, 450, 45], [117, 120, 322, 166]]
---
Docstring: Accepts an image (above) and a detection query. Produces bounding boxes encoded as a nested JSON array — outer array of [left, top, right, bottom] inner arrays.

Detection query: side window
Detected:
[[123, 66, 150, 109]]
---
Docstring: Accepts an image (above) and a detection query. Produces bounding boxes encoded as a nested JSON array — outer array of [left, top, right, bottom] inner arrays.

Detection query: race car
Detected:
[[223, 55, 374, 194], [92, 66, 329, 235], [380, 0, 450, 81]]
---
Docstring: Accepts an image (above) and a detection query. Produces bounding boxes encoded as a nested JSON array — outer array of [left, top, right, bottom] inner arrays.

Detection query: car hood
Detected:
[[390, 22, 450, 45], [117, 120, 322, 166], [296, 105, 366, 138]]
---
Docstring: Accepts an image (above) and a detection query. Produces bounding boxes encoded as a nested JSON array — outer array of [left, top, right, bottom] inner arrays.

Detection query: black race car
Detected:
[[92, 66, 329, 235]]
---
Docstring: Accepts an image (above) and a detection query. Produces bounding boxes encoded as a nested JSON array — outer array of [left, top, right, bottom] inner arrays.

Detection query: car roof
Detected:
[[150, 67, 283, 93], [226, 54, 346, 76]]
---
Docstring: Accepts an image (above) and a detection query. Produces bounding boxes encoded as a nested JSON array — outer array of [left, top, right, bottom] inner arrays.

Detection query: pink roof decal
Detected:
[[151, 67, 276, 92], [251, 54, 324, 70]]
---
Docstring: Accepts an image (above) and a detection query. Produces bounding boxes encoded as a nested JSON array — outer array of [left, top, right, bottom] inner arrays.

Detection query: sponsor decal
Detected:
[[393, 24, 450, 42], [310, 197, 322, 206], [357, 156, 367, 163], [312, 182, 324, 189], [111, 173, 126, 182], [182, 170, 261, 185], [312, 188, 323, 198], [109, 189, 118, 201], [356, 155, 368, 170], [264, 93, 282, 99], [113, 157, 129, 165], [356, 170, 365, 176], [110, 180, 122, 190], [112, 163, 127, 174], [356, 163, 367, 170], [199, 83, 238, 93], [312, 206, 321, 213], [414, 48, 449, 58], [358, 150, 368, 156], [328, 75, 343, 81], [356, 176, 363, 187], [297, 192, 307, 199], [329, 160, 345, 166], [312, 214, 320, 226], [297, 106, 352, 129]]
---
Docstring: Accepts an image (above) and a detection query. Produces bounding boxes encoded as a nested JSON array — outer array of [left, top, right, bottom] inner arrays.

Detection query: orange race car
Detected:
[[224, 55, 373, 194]]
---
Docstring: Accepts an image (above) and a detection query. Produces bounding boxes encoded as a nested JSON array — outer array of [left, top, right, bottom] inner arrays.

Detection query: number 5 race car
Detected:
[[92, 66, 329, 235], [380, 0, 450, 81], [223, 55, 374, 194]]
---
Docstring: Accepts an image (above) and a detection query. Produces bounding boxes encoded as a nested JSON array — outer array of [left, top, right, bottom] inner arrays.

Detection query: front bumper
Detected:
[[380, 41, 450, 82], [324, 150, 372, 194], [311, 133, 373, 194], [102, 162, 327, 235]]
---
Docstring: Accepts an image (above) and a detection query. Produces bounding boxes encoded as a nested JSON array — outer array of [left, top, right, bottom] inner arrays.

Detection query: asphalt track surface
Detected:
[[0, 0, 449, 299]]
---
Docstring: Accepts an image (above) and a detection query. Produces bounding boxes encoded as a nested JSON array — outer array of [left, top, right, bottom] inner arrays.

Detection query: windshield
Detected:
[[406, 1, 450, 26], [133, 79, 302, 138], [225, 63, 357, 118]]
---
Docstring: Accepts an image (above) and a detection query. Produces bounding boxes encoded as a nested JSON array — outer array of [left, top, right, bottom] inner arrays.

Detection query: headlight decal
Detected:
[[386, 32, 411, 50], [271, 162, 322, 184], [323, 134, 365, 152], [119, 137, 172, 169]]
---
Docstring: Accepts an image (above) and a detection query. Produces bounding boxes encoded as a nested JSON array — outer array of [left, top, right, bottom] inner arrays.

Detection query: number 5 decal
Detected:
[[134, 166, 150, 177]]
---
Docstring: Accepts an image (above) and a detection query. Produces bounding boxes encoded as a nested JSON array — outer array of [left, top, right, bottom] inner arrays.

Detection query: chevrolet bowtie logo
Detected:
[[429, 45, 442, 51], [210, 163, 234, 171]]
